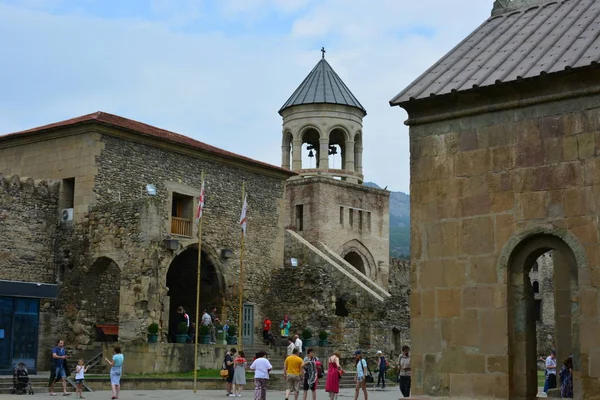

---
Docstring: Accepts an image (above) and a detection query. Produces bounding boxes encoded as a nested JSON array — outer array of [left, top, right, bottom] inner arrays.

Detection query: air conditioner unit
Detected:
[[61, 208, 74, 222]]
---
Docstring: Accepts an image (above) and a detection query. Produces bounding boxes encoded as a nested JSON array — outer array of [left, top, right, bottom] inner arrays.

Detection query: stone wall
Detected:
[[529, 252, 556, 356], [264, 230, 409, 359], [407, 92, 600, 398]]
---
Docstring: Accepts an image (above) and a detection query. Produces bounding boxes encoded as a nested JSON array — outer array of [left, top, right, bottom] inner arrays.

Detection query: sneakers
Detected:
[[228, 394, 237, 397]]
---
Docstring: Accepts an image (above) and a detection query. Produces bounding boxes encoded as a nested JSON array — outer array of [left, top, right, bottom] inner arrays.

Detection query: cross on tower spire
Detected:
[[321, 47, 326, 59]]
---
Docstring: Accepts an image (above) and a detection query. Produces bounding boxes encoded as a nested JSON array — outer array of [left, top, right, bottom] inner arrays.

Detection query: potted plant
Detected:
[[175, 322, 188, 343], [318, 330, 328, 347], [147, 323, 159, 343], [199, 324, 211, 344], [226, 325, 238, 345], [302, 328, 313, 346]]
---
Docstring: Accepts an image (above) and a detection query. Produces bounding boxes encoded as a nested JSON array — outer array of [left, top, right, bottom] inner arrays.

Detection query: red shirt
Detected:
[[263, 319, 271, 331]]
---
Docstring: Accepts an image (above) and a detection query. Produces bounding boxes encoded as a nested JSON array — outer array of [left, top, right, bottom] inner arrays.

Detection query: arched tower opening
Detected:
[[300, 127, 321, 170], [329, 128, 347, 172], [281, 130, 293, 170], [344, 251, 366, 274]]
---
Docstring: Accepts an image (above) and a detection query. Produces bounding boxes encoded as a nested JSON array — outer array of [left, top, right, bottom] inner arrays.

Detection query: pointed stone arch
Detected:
[[338, 239, 376, 279]]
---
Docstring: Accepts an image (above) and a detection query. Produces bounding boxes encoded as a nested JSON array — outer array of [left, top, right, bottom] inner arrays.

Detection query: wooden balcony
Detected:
[[171, 217, 192, 237]]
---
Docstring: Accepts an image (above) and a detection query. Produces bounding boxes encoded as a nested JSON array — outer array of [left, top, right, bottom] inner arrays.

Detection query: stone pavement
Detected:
[[0, 387, 403, 400]]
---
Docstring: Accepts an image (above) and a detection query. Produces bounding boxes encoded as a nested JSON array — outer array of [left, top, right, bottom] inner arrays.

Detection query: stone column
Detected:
[[344, 141, 355, 172], [319, 138, 329, 170], [553, 251, 573, 363], [355, 145, 363, 175], [292, 140, 303, 171], [281, 144, 290, 170]]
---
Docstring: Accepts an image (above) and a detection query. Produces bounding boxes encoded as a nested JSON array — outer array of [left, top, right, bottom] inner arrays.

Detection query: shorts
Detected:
[[75, 379, 84, 384], [303, 375, 317, 391], [286, 374, 300, 392], [357, 376, 365, 383], [226, 369, 234, 383], [48, 370, 56, 385], [55, 366, 66, 379]]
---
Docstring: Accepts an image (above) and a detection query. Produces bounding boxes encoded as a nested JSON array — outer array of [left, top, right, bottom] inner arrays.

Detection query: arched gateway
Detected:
[[166, 245, 224, 340]]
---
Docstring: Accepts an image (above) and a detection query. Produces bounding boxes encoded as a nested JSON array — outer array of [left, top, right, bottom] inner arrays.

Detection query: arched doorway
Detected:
[[507, 234, 580, 400], [166, 246, 224, 341], [344, 251, 365, 274]]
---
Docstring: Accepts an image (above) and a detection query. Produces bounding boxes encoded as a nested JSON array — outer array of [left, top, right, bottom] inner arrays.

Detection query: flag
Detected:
[[239, 194, 248, 235], [195, 179, 205, 221]]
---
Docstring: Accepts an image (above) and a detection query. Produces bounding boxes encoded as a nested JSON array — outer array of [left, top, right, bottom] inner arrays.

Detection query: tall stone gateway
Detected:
[[390, 1, 600, 399]]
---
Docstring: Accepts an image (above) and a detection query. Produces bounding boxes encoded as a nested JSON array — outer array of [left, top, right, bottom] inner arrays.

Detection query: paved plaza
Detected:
[[0, 388, 404, 400]]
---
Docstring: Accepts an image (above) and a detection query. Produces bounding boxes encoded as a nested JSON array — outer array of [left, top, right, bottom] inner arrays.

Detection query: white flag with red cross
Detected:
[[195, 178, 205, 222]]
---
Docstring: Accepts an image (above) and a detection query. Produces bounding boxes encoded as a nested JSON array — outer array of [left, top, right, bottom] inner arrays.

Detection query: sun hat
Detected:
[[376, 350, 382, 355]]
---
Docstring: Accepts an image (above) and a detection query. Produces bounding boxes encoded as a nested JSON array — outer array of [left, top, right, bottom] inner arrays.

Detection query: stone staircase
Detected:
[[286, 230, 390, 302], [0, 374, 53, 394]]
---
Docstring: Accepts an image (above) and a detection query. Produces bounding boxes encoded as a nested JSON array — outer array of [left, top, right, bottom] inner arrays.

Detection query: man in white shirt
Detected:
[[545, 349, 557, 392], [287, 337, 295, 357], [201, 309, 212, 326], [294, 334, 303, 357]]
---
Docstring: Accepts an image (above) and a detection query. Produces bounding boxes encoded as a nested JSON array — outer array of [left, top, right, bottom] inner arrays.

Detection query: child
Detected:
[[74, 359, 89, 399]]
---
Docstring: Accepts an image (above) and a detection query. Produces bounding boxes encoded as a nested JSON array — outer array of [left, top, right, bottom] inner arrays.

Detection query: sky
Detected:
[[0, 0, 492, 193]]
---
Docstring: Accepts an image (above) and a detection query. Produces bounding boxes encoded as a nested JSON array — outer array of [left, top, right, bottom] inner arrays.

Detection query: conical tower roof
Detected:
[[279, 54, 366, 115]]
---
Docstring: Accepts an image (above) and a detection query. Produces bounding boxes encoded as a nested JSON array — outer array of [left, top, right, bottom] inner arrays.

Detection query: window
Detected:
[[339, 207, 344, 225], [533, 281, 539, 294], [295, 204, 304, 231], [171, 193, 193, 236], [59, 178, 75, 209], [349, 209, 354, 228], [358, 210, 363, 232], [335, 298, 349, 317]]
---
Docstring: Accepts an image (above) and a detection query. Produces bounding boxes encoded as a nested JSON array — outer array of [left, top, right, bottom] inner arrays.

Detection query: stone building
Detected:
[[390, 0, 600, 399], [0, 112, 294, 373], [529, 253, 556, 356], [0, 54, 407, 374]]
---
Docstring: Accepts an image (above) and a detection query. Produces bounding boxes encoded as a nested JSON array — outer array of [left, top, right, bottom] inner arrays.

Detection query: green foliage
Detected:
[[227, 325, 237, 337], [301, 328, 312, 340], [177, 322, 188, 334], [148, 323, 159, 334], [199, 324, 210, 336], [318, 331, 328, 340]]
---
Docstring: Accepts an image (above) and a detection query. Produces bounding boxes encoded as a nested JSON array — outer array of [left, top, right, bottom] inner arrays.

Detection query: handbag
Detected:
[[220, 357, 230, 378], [365, 361, 374, 383]]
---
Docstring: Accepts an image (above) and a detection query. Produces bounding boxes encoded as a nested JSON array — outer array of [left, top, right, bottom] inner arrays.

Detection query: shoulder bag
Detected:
[[365, 360, 374, 383]]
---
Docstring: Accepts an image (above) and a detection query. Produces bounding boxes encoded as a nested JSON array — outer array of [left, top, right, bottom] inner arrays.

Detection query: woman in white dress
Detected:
[[232, 350, 247, 396]]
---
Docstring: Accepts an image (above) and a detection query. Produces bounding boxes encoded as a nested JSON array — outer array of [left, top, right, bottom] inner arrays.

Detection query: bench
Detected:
[[95, 324, 119, 342]]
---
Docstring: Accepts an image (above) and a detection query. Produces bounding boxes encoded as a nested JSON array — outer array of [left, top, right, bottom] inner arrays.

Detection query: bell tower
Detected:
[[279, 48, 366, 184], [280, 50, 390, 287]]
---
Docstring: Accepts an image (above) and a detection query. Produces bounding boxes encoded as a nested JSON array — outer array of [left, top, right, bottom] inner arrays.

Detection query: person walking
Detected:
[[284, 348, 303, 400], [302, 348, 318, 400], [210, 308, 220, 344], [233, 350, 247, 397], [545, 349, 558, 392], [50, 339, 70, 396], [353, 350, 368, 400], [325, 351, 342, 400], [262, 316, 272, 345], [294, 334, 303, 357], [559, 356, 573, 398], [225, 348, 237, 396], [375, 351, 387, 389], [287, 337, 296, 357], [398, 345, 411, 398], [250, 351, 272, 400], [105, 345, 124, 400]]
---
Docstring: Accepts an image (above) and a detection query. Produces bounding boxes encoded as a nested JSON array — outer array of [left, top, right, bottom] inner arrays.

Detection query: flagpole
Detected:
[[238, 182, 245, 352], [193, 171, 205, 394]]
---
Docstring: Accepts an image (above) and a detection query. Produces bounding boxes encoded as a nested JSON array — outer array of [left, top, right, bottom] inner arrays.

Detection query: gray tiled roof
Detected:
[[279, 58, 366, 115], [390, 0, 600, 105]]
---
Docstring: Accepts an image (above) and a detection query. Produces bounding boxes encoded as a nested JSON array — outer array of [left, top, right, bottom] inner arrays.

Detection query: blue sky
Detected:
[[0, 0, 492, 193]]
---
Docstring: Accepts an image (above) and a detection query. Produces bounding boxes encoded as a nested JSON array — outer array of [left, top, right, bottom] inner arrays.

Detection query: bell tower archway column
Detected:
[[319, 138, 329, 170], [292, 139, 303, 171]]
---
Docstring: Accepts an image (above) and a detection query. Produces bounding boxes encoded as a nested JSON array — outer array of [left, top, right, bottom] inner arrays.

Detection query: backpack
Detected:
[[316, 359, 324, 379]]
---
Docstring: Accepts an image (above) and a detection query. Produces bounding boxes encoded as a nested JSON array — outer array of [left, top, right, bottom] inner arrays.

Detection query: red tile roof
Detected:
[[0, 111, 295, 176]]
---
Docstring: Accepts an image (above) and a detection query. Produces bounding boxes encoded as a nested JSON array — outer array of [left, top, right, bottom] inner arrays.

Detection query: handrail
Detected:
[[171, 217, 192, 237]]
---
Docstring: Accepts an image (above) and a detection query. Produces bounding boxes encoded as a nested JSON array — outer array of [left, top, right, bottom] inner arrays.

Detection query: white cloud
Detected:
[[0, 0, 492, 193]]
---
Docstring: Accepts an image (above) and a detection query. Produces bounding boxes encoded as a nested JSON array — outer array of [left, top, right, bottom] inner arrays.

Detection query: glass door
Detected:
[[242, 304, 254, 345], [0, 297, 13, 374], [11, 298, 40, 373]]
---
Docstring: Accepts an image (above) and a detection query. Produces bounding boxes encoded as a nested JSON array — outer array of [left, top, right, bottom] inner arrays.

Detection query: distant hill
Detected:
[[364, 182, 410, 259]]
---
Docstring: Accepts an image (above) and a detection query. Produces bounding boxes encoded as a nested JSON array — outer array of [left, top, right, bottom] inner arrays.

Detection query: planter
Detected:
[[303, 338, 314, 347], [226, 336, 238, 345], [216, 331, 226, 341], [199, 335, 211, 344], [175, 334, 188, 344], [147, 333, 159, 343], [318, 340, 328, 347]]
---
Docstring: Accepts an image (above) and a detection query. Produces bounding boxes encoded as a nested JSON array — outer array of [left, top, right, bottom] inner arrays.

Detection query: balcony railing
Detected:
[[171, 217, 192, 237]]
